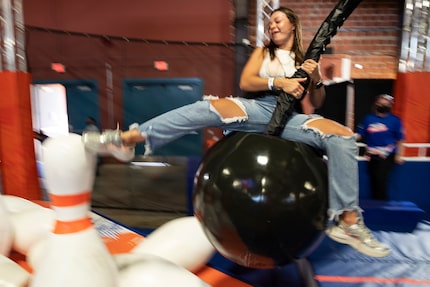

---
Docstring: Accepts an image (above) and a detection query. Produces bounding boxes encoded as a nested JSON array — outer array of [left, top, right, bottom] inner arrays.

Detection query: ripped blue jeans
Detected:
[[136, 95, 361, 220]]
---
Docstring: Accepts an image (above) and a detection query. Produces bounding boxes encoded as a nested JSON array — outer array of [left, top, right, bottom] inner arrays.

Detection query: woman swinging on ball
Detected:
[[85, 7, 390, 258]]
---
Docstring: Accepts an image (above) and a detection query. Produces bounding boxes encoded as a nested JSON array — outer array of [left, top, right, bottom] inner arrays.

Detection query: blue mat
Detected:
[[200, 221, 430, 287], [310, 220, 430, 286], [133, 201, 430, 287]]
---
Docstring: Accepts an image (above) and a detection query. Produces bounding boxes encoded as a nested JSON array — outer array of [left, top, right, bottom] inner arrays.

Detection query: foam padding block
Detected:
[[360, 199, 425, 232]]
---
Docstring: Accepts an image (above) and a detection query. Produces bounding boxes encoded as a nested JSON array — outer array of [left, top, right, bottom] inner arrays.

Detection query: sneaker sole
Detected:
[[111, 149, 135, 162]]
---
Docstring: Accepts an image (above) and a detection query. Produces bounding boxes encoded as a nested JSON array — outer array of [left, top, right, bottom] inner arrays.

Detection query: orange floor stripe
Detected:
[[196, 265, 252, 287], [103, 232, 144, 254], [315, 275, 430, 285]]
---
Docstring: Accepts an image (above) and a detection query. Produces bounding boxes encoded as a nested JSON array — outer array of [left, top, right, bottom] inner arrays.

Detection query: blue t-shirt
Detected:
[[357, 113, 405, 155]]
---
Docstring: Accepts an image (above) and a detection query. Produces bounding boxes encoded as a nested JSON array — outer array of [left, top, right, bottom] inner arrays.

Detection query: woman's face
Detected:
[[268, 11, 295, 48]]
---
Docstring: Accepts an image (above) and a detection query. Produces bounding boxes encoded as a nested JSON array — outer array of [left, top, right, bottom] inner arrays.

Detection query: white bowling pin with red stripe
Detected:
[[9, 204, 54, 256], [30, 133, 118, 287], [2, 194, 44, 213], [2, 195, 55, 256], [0, 195, 13, 256], [114, 253, 211, 287], [131, 216, 216, 273], [0, 254, 31, 287]]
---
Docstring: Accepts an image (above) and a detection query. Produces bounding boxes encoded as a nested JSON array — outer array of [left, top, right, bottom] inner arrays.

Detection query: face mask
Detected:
[[375, 105, 391, 114]]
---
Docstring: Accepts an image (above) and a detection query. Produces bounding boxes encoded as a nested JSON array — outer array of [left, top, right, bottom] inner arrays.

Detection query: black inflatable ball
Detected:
[[193, 132, 328, 269]]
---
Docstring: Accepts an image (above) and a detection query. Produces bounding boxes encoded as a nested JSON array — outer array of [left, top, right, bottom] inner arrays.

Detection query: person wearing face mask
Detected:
[[356, 94, 405, 201]]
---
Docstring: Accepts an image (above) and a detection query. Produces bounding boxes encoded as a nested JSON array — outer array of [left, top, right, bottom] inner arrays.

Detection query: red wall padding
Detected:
[[0, 71, 41, 199], [393, 72, 430, 156]]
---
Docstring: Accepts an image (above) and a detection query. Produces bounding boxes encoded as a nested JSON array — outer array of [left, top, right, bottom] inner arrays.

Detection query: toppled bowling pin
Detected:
[[114, 253, 211, 287], [30, 133, 118, 287], [131, 216, 215, 273], [2, 194, 44, 214], [0, 195, 13, 256], [3, 195, 54, 256], [26, 236, 47, 270], [0, 254, 31, 287], [9, 205, 55, 256]]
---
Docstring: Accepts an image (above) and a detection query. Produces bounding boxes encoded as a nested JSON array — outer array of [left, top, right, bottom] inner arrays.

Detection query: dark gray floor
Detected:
[[91, 158, 191, 230]]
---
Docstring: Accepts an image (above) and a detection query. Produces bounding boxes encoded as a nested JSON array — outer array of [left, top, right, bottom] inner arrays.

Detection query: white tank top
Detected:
[[259, 49, 297, 78]]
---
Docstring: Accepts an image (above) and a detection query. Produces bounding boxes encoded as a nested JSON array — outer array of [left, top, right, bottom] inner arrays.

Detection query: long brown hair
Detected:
[[265, 7, 305, 66]]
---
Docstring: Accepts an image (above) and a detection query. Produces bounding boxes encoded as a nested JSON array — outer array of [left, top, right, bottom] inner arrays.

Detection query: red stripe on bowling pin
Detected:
[[54, 218, 93, 234], [50, 191, 93, 234], [49, 191, 91, 207]]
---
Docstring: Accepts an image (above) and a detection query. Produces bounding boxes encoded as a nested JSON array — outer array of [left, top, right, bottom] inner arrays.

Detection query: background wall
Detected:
[[23, 0, 235, 150], [22, 0, 233, 43], [22, 0, 405, 147], [248, 0, 403, 79]]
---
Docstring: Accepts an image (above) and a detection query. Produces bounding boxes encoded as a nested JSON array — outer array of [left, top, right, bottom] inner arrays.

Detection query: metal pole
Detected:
[[256, 0, 279, 47], [1, 0, 16, 71], [0, 0, 26, 72], [13, 0, 27, 72], [106, 62, 114, 128]]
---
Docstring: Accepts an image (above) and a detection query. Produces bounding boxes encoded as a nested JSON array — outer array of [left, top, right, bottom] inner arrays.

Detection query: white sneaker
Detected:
[[325, 218, 391, 257], [82, 129, 135, 162]]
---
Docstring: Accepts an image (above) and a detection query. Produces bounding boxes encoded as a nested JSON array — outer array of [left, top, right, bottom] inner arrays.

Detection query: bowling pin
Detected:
[[2, 194, 44, 214], [30, 133, 118, 287], [9, 205, 55, 256], [26, 236, 47, 270], [0, 195, 13, 256], [131, 216, 216, 273], [2, 195, 54, 256], [0, 254, 31, 287], [114, 253, 211, 287]]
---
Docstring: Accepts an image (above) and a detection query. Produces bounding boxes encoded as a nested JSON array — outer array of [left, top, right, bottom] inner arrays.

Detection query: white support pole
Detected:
[[1, 0, 16, 71], [399, 0, 430, 72], [13, 0, 27, 72], [255, 0, 279, 47], [0, 0, 26, 72]]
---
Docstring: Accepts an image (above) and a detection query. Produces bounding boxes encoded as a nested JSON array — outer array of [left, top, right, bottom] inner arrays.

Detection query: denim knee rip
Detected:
[[301, 117, 355, 140], [207, 96, 248, 124]]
